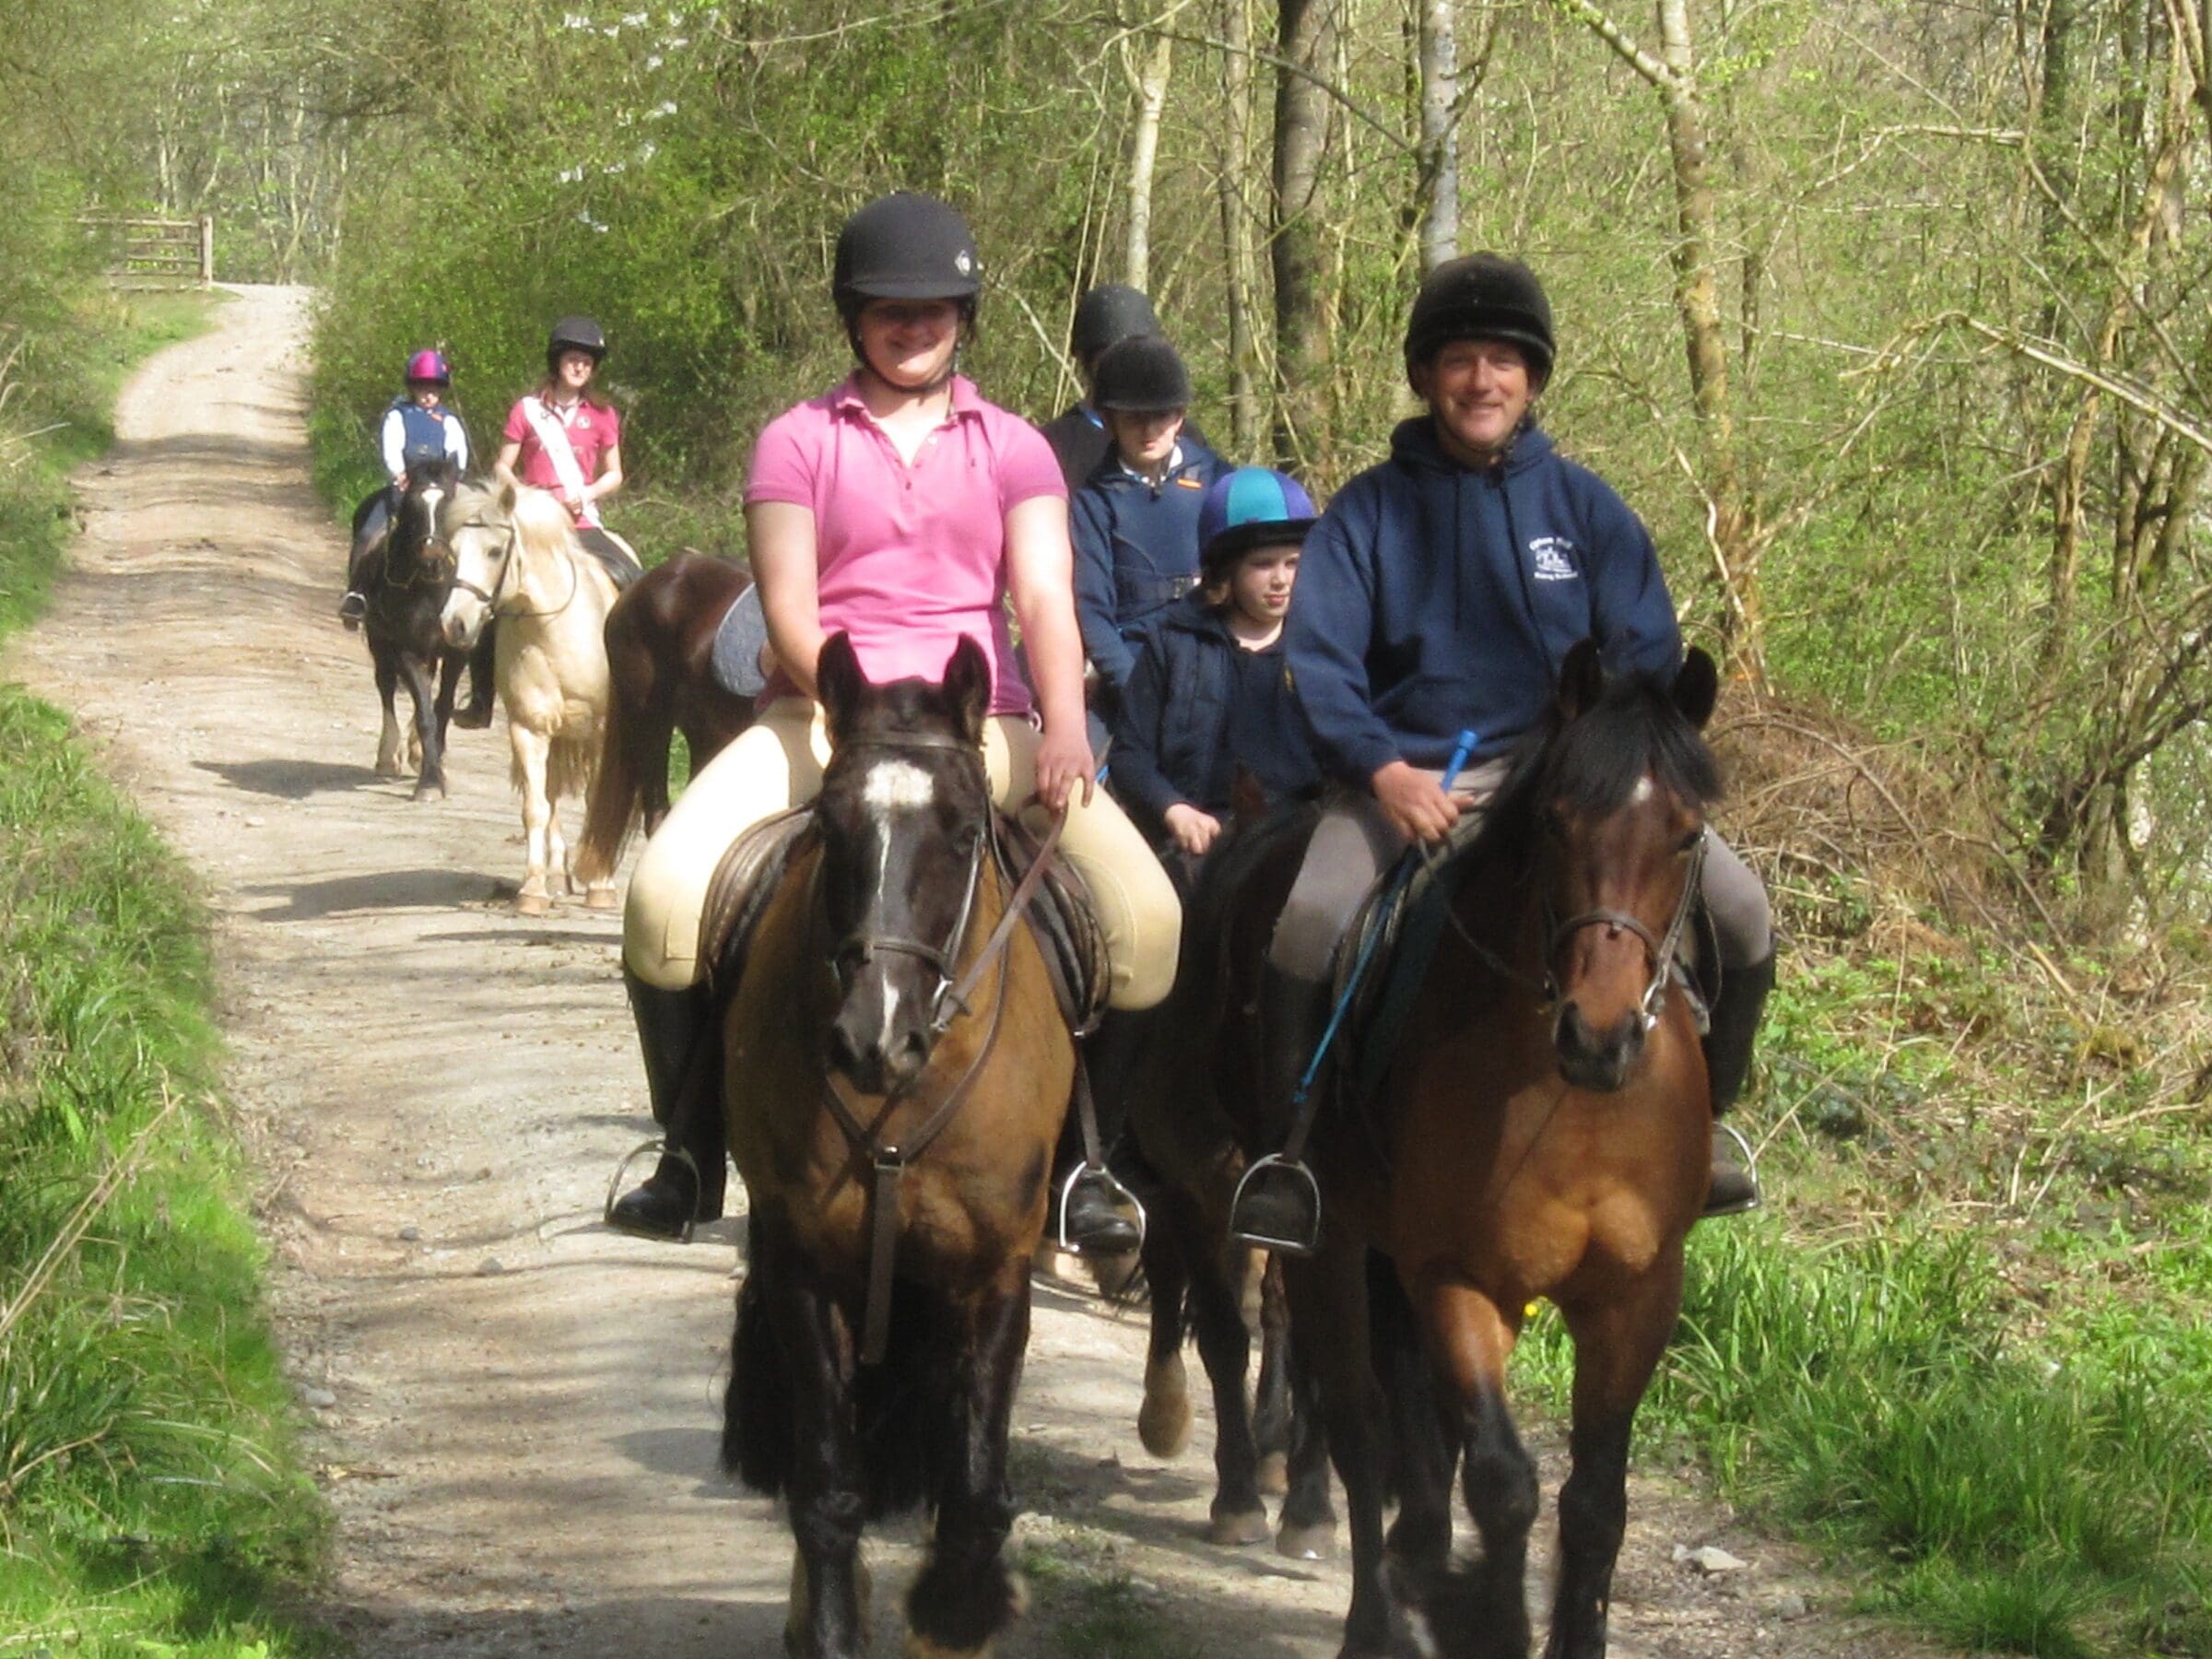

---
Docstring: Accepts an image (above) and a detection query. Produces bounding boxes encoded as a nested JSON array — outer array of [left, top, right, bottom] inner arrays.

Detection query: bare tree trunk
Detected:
[[1123, 28, 1176, 289], [1217, 0, 1265, 454], [1561, 0, 1760, 677], [1417, 0, 1458, 272], [1271, 0, 1335, 473]]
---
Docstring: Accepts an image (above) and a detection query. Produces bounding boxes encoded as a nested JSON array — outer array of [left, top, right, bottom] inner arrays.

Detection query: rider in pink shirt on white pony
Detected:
[[453, 315, 644, 727], [606, 194, 1182, 1245]]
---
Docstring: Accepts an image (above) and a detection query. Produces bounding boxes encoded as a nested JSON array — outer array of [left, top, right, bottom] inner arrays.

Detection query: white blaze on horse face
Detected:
[[862, 759, 935, 813], [1630, 775, 1655, 806], [857, 759, 936, 1056]]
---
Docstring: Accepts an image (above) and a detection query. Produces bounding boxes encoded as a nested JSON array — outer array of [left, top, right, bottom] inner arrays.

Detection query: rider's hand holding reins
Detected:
[[1373, 759, 1460, 845], [1032, 724, 1095, 812]]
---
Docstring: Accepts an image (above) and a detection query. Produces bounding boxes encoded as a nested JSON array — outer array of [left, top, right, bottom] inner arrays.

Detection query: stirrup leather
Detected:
[[1055, 1163, 1147, 1256], [1228, 1154, 1322, 1256], [602, 1138, 701, 1243]]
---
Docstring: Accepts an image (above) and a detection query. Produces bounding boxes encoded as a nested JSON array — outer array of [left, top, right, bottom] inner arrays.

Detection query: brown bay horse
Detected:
[[718, 634, 1073, 1659], [576, 550, 756, 889], [1227, 641, 1724, 1659]]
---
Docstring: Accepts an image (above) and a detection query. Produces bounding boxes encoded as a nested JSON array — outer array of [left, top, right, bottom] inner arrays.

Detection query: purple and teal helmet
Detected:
[[1198, 467, 1319, 582], [405, 348, 451, 385]]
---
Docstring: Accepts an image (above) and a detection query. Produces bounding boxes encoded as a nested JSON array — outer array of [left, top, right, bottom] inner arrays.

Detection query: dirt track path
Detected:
[[4, 286, 1958, 1659]]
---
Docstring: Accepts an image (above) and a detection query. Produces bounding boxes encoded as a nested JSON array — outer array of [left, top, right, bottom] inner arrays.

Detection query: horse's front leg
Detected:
[[1135, 1201, 1193, 1461], [1283, 1239, 1399, 1658], [1253, 1253, 1295, 1495], [510, 721, 554, 914], [1415, 1270, 1537, 1659], [432, 647, 462, 754], [1185, 1234, 1270, 1546], [760, 1232, 870, 1659], [371, 643, 406, 778], [906, 1269, 1030, 1659], [400, 653, 444, 801], [1545, 1253, 1684, 1659]]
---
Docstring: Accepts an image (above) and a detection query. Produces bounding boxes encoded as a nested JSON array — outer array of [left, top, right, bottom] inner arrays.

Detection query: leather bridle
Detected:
[[1540, 827, 1708, 1031]]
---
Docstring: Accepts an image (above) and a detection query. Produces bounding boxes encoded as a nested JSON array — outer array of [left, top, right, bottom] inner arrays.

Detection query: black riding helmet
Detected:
[[547, 314, 608, 374], [1403, 253, 1555, 389], [1070, 284, 1161, 368], [832, 193, 982, 318], [1091, 335, 1192, 414]]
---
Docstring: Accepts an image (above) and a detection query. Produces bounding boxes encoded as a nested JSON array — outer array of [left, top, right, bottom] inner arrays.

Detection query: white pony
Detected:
[[438, 481, 620, 914]]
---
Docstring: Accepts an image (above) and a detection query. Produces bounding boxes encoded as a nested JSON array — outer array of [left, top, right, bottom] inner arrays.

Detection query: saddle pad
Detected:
[[709, 582, 770, 699]]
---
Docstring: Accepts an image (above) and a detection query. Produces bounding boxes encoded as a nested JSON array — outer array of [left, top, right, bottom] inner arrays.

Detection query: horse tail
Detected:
[[724, 1268, 792, 1496]]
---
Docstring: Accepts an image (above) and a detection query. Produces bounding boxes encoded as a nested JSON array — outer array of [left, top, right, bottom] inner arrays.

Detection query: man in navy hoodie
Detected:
[[1230, 253, 1776, 1253]]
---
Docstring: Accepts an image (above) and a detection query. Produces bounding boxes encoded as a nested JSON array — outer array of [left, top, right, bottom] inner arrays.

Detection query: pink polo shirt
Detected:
[[502, 396, 623, 526], [745, 375, 1065, 716]]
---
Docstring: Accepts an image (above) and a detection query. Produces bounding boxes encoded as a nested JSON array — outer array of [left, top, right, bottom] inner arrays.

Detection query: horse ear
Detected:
[[1557, 638, 1605, 719], [940, 635, 991, 744], [1672, 647, 1719, 731], [818, 632, 865, 736], [498, 479, 519, 515]]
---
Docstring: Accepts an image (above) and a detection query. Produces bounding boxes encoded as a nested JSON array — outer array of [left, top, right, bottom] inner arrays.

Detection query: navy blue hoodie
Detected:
[[1286, 418, 1680, 781], [1111, 594, 1319, 840], [1073, 437, 1232, 694]]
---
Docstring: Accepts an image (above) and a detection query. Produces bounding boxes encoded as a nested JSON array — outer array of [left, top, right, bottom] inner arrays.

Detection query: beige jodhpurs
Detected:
[[622, 698, 1183, 1009]]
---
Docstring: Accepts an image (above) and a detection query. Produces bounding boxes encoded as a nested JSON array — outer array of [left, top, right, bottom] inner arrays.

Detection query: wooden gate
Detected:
[[78, 215, 215, 287]]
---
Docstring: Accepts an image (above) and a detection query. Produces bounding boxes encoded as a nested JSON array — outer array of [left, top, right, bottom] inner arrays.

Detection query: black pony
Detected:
[[357, 456, 469, 800]]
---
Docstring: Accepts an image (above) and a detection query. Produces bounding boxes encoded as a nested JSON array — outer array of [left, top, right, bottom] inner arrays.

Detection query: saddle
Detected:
[[694, 802, 1109, 1037], [707, 582, 770, 700]]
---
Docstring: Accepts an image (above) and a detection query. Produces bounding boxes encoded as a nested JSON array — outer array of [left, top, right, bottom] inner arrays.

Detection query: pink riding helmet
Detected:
[[406, 348, 451, 385]]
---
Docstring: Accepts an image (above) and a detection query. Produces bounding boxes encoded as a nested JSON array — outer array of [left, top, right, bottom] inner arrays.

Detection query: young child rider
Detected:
[[338, 349, 469, 625]]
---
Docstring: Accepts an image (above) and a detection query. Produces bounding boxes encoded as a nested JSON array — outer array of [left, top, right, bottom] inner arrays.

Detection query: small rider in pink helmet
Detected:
[[339, 349, 471, 625]]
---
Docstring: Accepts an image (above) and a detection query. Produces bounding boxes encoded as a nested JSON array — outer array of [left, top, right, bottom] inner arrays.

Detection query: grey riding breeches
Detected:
[[1266, 771, 1772, 985]]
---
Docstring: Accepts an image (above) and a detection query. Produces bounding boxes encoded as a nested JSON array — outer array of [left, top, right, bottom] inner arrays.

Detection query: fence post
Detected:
[[198, 216, 215, 284]]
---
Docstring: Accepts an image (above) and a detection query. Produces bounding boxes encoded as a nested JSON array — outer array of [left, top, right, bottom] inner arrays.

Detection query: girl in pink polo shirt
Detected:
[[610, 194, 1182, 1245]]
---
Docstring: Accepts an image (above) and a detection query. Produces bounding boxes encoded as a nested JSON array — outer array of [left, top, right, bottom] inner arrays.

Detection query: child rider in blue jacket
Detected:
[[1111, 467, 1321, 880]]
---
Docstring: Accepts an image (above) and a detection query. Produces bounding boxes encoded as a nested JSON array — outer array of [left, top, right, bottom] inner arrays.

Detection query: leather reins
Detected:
[[443, 515, 581, 622]]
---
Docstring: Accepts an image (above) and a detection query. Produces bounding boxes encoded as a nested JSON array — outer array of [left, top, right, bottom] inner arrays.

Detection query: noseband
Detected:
[[1541, 827, 1707, 1031], [443, 516, 581, 620]]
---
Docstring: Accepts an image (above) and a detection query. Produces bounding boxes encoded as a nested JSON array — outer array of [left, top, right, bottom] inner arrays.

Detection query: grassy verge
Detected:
[[1, 288, 333, 1654]]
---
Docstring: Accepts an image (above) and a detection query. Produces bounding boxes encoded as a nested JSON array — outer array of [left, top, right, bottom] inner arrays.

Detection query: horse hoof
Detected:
[[1207, 1506, 1270, 1547], [584, 885, 618, 912], [374, 759, 404, 779], [1277, 1521, 1337, 1561], [1256, 1451, 1289, 1496], [412, 783, 446, 803], [515, 890, 551, 917]]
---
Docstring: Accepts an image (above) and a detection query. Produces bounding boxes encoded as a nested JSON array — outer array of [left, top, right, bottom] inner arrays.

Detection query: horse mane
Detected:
[[1469, 668, 1724, 874], [505, 482, 582, 557]]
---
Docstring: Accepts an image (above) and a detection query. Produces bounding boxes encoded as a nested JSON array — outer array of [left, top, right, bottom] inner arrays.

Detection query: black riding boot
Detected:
[[453, 622, 499, 728], [1056, 1011, 1145, 1255], [606, 970, 727, 1241], [1227, 962, 1334, 1255], [1701, 950, 1776, 1218]]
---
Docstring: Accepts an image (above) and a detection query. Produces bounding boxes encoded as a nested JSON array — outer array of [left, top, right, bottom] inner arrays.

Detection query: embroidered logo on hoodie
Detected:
[[1529, 536, 1579, 582]]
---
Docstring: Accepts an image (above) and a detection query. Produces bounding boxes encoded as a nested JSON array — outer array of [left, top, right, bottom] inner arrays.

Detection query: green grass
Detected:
[[1, 288, 331, 1654], [1014, 1529, 1206, 1659]]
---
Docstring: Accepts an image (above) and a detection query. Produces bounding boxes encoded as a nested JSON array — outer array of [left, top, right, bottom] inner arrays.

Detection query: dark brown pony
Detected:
[[1116, 792, 1337, 1559], [1223, 641, 1722, 1659], [719, 633, 1072, 1659], [575, 550, 754, 887]]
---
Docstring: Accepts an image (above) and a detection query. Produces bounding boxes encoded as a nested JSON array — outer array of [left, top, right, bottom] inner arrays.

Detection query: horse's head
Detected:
[[812, 631, 994, 1096], [392, 456, 460, 586], [438, 481, 572, 648], [1529, 640, 1721, 1092]]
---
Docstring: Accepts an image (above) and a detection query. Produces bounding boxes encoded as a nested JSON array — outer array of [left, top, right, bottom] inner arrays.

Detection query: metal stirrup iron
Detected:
[[602, 1140, 701, 1243], [1056, 1058, 1146, 1255]]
